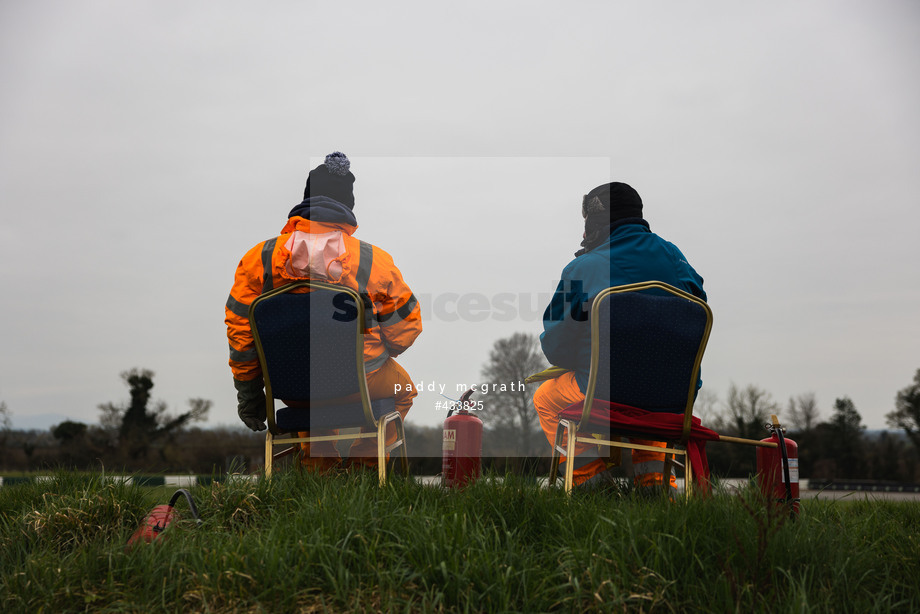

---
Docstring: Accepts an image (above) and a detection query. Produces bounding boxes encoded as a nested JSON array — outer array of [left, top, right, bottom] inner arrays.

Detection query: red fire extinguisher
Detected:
[[756, 414, 800, 517], [127, 489, 202, 548], [442, 389, 483, 488]]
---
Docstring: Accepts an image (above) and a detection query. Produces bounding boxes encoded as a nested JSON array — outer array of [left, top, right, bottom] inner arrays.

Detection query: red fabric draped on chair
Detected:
[[559, 400, 721, 494]]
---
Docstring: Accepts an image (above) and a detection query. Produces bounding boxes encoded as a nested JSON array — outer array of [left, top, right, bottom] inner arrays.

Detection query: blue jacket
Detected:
[[540, 220, 707, 393]]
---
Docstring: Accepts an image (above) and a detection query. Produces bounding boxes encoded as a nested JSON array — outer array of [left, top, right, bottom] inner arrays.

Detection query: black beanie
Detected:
[[303, 152, 356, 209], [582, 182, 643, 222], [578, 182, 645, 255]]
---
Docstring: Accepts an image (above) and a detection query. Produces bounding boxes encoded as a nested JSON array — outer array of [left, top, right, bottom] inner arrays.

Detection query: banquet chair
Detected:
[[249, 280, 409, 485], [548, 281, 718, 497]]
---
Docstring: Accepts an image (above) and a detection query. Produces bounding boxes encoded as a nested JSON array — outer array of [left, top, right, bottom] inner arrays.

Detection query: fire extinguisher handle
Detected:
[[446, 389, 476, 418]]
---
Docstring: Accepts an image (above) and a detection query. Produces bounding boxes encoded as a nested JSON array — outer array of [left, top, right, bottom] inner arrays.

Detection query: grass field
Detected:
[[1, 470, 918, 613]]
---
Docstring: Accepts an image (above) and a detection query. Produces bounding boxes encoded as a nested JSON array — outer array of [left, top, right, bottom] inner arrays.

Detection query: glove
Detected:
[[234, 377, 267, 431]]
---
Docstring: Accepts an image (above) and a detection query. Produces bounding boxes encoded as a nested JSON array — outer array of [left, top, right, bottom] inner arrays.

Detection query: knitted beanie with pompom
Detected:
[[303, 151, 356, 209]]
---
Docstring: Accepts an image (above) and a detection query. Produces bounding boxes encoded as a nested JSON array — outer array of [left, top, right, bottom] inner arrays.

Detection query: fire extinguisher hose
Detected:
[[168, 489, 203, 526], [772, 421, 793, 505]]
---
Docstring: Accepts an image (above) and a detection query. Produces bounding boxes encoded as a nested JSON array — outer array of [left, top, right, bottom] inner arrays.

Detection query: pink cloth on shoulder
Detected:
[[283, 230, 346, 281]]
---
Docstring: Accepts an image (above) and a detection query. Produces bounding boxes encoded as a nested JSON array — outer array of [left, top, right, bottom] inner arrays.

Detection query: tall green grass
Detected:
[[1, 470, 918, 613]]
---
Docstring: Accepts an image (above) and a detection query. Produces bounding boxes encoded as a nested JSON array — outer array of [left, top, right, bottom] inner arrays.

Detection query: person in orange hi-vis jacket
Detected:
[[225, 152, 422, 472]]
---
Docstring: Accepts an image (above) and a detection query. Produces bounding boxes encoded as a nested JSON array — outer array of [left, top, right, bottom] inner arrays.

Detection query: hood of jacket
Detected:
[[278, 198, 359, 282], [287, 196, 357, 228], [282, 196, 358, 236], [577, 217, 650, 256]]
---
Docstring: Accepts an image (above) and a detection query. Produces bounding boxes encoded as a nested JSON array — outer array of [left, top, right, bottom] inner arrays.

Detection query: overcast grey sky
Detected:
[[1, 1, 918, 434]]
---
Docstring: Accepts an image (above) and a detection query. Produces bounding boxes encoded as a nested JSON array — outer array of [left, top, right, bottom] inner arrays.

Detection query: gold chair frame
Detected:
[[548, 281, 713, 497], [249, 280, 409, 485]]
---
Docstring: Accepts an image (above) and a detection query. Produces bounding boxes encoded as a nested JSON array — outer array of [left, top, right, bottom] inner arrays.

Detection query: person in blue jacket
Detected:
[[533, 181, 707, 489]]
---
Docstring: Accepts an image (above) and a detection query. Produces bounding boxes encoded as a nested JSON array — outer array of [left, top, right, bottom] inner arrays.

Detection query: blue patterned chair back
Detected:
[[251, 287, 362, 403], [593, 290, 708, 413]]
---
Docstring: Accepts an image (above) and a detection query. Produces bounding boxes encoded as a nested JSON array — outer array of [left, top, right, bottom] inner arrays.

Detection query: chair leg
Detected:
[[395, 416, 410, 478], [549, 421, 566, 487], [264, 431, 273, 478], [660, 452, 697, 499], [562, 421, 577, 493], [375, 412, 410, 485], [377, 417, 388, 486], [663, 453, 674, 494]]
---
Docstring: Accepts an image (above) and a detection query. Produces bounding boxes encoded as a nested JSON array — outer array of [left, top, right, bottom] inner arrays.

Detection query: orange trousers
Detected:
[[534, 372, 675, 488], [297, 357, 416, 472]]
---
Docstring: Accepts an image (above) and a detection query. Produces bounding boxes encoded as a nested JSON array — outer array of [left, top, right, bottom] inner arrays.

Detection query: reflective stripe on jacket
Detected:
[[225, 216, 422, 381]]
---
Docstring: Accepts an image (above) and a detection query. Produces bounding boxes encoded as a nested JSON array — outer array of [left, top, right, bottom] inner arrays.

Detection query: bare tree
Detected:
[[0, 401, 11, 453], [479, 332, 548, 457], [0, 401, 9, 428], [787, 392, 820, 433], [702, 384, 781, 477], [886, 369, 920, 452], [725, 383, 780, 440], [693, 389, 720, 426]]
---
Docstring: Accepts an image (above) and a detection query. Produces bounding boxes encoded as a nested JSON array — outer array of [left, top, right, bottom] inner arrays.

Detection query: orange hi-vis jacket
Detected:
[[225, 216, 422, 382]]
